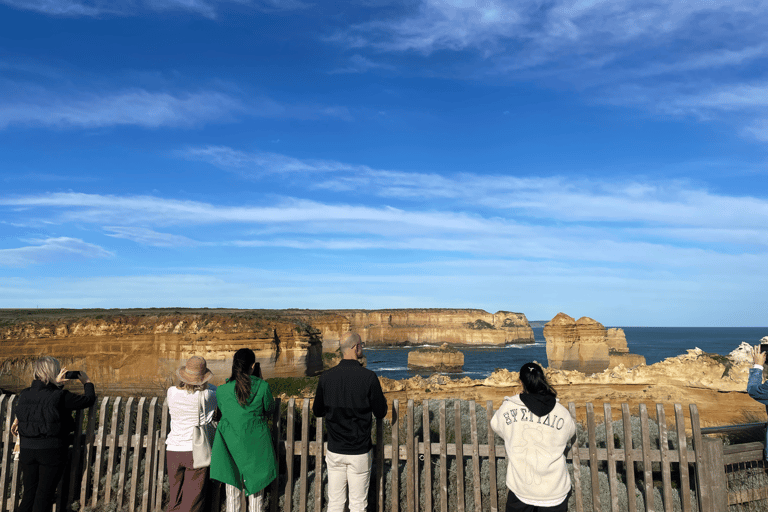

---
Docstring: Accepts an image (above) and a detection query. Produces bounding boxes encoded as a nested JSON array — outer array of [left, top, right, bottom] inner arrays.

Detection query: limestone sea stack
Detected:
[[407, 344, 464, 372], [544, 313, 645, 374]]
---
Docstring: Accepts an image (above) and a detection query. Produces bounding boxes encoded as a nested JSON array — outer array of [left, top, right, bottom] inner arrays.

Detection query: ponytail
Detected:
[[230, 348, 256, 407], [519, 362, 556, 398]]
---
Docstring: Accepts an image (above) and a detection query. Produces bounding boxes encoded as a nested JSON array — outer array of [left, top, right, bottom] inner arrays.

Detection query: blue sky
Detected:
[[1, 0, 767, 326]]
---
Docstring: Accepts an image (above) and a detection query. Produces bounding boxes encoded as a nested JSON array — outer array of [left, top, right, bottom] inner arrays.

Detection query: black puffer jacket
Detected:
[[16, 380, 96, 449]]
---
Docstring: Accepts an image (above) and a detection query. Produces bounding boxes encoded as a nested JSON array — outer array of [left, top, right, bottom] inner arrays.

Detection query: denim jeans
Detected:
[[325, 450, 372, 512]]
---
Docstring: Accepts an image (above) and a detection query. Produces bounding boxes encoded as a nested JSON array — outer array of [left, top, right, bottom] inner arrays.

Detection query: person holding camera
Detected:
[[12, 356, 95, 512], [211, 348, 277, 512], [747, 344, 768, 460]]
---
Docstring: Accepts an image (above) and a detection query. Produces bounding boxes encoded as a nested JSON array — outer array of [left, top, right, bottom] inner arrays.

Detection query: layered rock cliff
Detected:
[[408, 344, 464, 372], [315, 309, 534, 350], [544, 313, 645, 374], [0, 310, 340, 395]]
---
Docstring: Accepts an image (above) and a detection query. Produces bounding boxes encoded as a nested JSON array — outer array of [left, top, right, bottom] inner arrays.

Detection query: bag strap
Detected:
[[197, 389, 205, 426]]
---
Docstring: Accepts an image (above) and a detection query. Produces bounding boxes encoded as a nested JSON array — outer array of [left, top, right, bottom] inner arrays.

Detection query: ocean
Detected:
[[364, 327, 768, 381]]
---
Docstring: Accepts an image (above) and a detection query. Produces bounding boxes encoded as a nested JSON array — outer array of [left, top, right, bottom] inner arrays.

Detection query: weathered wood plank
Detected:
[[455, 401, 465, 512], [586, 403, 601, 511], [299, 398, 310, 512], [703, 437, 727, 512], [377, 415, 385, 512], [486, 401, 498, 512], [568, 402, 584, 512], [603, 403, 619, 512], [314, 416, 323, 512], [690, 404, 709, 512], [271, 397, 282, 512], [129, 396, 147, 512], [423, 400, 432, 512], [141, 397, 158, 512], [439, 400, 447, 512], [406, 400, 415, 512], [104, 396, 122, 504], [392, 399, 400, 512], [90, 397, 111, 509], [656, 404, 672, 512], [639, 404, 654, 512], [469, 401, 481, 512], [116, 397, 135, 509], [285, 398, 295, 512], [154, 398, 169, 512], [622, 403, 637, 512], [674, 404, 691, 512]]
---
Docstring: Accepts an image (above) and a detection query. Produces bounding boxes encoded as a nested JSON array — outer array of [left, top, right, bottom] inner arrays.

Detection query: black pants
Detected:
[[505, 489, 570, 512], [19, 447, 68, 512]]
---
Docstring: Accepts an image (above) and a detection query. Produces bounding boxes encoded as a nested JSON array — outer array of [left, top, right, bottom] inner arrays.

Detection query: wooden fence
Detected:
[[0, 394, 753, 512]]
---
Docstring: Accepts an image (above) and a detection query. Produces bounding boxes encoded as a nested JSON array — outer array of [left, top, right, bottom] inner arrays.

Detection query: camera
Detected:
[[760, 345, 768, 354], [64, 370, 80, 379]]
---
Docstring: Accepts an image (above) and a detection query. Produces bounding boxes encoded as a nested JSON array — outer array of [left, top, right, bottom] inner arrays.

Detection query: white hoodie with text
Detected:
[[490, 394, 576, 504]]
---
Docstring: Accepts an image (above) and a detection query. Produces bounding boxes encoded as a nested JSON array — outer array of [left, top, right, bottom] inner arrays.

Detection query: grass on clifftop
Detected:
[[266, 376, 319, 397]]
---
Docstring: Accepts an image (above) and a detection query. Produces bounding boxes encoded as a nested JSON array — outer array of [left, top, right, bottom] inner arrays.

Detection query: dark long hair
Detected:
[[230, 348, 256, 407], [519, 362, 557, 398]]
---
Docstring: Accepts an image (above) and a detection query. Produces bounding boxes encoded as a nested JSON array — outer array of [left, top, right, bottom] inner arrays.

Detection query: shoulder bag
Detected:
[[192, 390, 212, 469]]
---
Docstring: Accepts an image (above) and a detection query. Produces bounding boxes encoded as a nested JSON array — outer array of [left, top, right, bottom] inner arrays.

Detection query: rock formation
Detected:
[[0, 310, 341, 395], [315, 309, 534, 350], [0, 307, 532, 395], [544, 313, 645, 374], [408, 344, 464, 372]]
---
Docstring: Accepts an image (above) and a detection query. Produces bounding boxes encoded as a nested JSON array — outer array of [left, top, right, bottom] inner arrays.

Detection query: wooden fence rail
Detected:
[[0, 394, 749, 512]]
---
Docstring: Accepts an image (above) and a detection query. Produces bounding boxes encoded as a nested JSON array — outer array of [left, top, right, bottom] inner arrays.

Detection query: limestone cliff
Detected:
[[0, 310, 340, 395], [315, 309, 534, 350], [544, 313, 645, 374], [407, 344, 464, 372]]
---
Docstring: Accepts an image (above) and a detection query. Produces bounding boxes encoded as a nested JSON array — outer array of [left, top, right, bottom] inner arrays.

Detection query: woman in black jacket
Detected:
[[11, 356, 96, 512]]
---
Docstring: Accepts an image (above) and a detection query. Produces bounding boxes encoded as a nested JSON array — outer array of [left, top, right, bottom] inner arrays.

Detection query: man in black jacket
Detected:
[[312, 332, 387, 512], [13, 356, 96, 512]]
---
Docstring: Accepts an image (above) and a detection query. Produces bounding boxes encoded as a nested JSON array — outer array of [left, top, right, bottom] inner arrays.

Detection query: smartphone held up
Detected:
[[64, 370, 80, 379]]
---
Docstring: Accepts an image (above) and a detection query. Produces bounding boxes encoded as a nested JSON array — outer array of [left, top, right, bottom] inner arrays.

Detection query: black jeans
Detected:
[[505, 489, 570, 512], [19, 447, 68, 512]]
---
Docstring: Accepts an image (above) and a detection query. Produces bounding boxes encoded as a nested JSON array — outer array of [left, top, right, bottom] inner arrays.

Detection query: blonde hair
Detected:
[[176, 381, 207, 394], [33, 356, 61, 385]]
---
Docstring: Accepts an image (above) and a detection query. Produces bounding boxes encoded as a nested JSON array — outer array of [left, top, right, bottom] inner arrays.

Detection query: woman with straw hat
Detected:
[[166, 356, 217, 512]]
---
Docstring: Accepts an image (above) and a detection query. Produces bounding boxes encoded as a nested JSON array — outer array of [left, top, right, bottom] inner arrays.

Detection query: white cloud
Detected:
[[104, 226, 199, 247], [0, 0, 306, 17], [0, 237, 113, 267], [177, 146, 768, 231], [0, 89, 245, 129]]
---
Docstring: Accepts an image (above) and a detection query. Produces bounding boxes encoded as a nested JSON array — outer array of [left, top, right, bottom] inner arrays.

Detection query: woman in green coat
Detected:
[[211, 349, 277, 512]]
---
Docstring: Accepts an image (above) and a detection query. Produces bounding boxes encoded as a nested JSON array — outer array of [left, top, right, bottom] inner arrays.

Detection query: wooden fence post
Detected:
[[700, 437, 727, 512]]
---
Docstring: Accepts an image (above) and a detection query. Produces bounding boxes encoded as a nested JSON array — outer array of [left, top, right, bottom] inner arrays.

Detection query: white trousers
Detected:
[[325, 450, 372, 512], [225, 484, 263, 512]]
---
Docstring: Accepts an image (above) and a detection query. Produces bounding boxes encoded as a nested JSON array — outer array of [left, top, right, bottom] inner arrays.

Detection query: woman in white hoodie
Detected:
[[490, 362, 576, 512]]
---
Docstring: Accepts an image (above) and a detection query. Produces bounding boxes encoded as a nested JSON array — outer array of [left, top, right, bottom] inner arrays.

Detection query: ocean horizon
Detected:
[[364, 326, 768, 381]]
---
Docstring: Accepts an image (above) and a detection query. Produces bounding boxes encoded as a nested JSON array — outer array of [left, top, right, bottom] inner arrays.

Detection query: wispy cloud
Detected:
[[104, 226, 199, 247], [0, 0, 307, 17], [177, 146, 768, 232], [0, 89, 245, 129], [0, 237, 113, 267], [332, 0, 768, 140]]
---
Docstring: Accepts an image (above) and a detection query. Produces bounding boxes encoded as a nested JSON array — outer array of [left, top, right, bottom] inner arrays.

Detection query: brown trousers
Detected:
[[167, 451, 209, 512]]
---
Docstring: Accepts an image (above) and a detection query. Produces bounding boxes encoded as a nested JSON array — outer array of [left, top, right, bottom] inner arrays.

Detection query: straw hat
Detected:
[[177, 356, 213, 385]]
